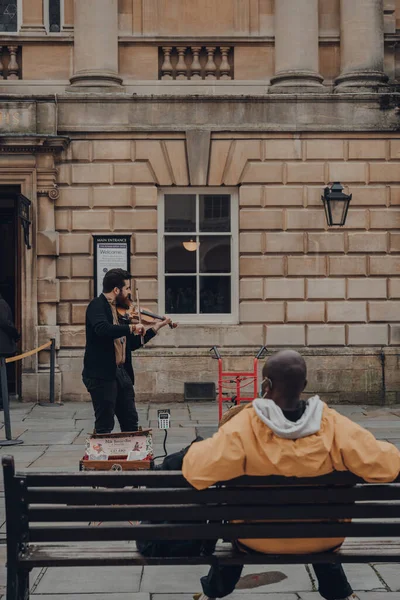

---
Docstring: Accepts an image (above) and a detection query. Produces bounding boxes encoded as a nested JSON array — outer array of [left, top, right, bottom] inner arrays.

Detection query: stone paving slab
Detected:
[[371, 564, 400, 591], [355, 594, 400, 600], [153, 595, 299, 600], [1, 400, 400, 599], [31, 596, 149, 600], [18, 431, 80, 445], [33, 567, 143, 594], [300, 594, 400, 599], [14, 420, 79, 431], [328, 564, 385, 591], [238, 566, 313, 593]]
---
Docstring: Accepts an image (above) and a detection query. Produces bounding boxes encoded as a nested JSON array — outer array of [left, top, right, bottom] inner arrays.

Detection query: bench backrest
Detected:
[[3, 455, 400, 548]]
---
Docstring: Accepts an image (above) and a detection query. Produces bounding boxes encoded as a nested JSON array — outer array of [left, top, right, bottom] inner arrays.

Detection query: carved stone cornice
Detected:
[[0, 135, 69, 154]]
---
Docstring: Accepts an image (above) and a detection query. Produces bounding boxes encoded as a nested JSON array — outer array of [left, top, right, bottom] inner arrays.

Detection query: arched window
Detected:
[[48, 0, 60, 32], [0, 1, 18, 32]]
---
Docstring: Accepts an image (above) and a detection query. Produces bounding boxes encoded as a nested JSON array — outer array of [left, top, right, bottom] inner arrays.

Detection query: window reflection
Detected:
[[0, 1, 17, 31], [49, 0, 61, 32], [199, 236, 230, 273], [165, 236, 196, 273], [165, 276, 196, 314], [165, 194, 196, 232], [200, 195, 230, 232], [200, 276, 231, 314]]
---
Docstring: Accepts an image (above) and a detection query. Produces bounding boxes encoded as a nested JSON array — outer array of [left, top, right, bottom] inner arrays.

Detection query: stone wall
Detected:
[[1, 0, 399, 86], [53, 134, 400, 403]]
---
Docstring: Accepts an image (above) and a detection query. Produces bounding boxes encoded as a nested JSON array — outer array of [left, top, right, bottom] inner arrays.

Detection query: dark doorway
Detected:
[[0, 186, 21, 397]]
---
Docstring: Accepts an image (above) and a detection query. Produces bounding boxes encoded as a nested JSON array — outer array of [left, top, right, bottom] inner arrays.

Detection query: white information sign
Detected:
[[93, 235, 130, 297]]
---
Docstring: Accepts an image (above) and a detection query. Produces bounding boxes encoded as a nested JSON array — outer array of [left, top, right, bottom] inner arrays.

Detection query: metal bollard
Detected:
[[0, 357, 24, 447], [39, 338, 63, 407]]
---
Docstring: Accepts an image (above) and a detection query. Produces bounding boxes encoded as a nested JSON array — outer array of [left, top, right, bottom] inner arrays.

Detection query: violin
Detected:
[[117, 298, 178, 330]]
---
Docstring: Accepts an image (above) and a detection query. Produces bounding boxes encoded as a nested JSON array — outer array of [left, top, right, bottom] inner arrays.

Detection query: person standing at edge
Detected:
[[82, 268, 170, 434], [0, 292, 20, 410]]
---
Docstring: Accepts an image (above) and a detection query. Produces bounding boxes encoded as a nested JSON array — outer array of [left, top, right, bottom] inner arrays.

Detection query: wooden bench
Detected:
[[3, 455, 400, 600]]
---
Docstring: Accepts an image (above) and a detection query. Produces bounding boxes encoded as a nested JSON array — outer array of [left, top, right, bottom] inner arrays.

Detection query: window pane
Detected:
[[165, 236, 196, 273], [200, 195, 230, 232], [165, 194, 196, 232], [0, 1, 17, 32], [49, 0, 61, 32], [199, 236, 230, 273], [166, 276, 196, 314], [200, 276, 231, 314]]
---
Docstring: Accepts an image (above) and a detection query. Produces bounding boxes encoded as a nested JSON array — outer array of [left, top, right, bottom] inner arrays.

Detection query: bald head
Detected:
[[262, 350, 307, 409]]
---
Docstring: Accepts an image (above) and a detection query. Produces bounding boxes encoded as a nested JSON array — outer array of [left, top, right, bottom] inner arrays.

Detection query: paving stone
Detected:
[[326, 564, 385, 591], [196, 426, 218, 438], [19, 431, 79, 445], [238, 565, 313, 593], [153, 595, 298, 600], [372, 564, 400, 591], [18, 421, 80, 432], [141, 566, 217, 593], [0, 445, 48, 455], [356, 594, 400, 600], [32, 595, 150, 600], [29, 452, 84, 468], [355, 421, 400, 428], [363, 430, 400, 439], [33, 566, 143, 594]]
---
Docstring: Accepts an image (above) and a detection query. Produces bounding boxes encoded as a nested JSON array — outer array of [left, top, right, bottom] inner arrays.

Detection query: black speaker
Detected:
[[184, 382, 216, 401]]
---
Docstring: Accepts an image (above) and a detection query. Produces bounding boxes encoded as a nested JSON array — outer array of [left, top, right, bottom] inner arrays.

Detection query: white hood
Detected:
[[252, 395, 324, 440]]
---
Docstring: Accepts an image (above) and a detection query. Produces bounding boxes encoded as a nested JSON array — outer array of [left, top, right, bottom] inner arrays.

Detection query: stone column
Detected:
[[20, 0, 46, 33], [36, 154, 61, 402], [69, 0, 122, 88], [335, 0, 387, 89], [270, 0, 324, 90]]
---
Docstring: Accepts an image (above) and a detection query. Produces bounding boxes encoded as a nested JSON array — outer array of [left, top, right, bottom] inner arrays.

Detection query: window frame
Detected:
[[44, 0, 63, 33], [158, 187, 239, 325], [0, 0, 21, 34]]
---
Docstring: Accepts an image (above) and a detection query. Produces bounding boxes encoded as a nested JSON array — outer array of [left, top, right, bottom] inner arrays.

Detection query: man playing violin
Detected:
[[82, 268, 171, 434]]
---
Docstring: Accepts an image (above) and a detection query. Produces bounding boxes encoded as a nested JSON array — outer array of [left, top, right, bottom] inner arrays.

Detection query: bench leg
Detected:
[[17, 570, 29, 600], [7, 567, 29, 600]]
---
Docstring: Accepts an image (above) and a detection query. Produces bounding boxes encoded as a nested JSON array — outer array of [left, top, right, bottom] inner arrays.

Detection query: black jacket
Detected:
[[0, 296, 19, 356], [82, 294, 156, 382]]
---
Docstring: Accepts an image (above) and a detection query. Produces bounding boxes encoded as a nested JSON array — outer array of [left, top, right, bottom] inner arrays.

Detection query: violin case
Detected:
[[79, 429, 154, 471]]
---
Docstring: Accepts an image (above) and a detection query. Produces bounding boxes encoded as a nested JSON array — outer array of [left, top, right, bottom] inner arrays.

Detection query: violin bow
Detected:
[[136, 287, 145, 346]]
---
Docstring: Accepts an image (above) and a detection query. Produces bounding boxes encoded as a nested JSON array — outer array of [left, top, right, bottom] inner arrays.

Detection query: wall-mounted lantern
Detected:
[[321, 182, 352, 227], [17, 194, 31, 249]]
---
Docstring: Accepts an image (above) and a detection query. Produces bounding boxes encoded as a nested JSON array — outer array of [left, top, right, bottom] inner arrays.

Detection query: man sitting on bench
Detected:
[[180, 350, 400, 600]]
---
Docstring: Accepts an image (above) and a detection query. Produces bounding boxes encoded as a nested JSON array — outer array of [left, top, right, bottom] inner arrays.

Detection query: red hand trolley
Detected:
[[210, 345, 267, 421]]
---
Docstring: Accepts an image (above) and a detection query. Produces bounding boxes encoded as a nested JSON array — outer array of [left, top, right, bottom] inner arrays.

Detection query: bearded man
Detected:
[[82, 268, 168, 434]]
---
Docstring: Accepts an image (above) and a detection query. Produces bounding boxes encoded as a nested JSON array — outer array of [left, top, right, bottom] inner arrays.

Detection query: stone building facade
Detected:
[[0, 0, 399, 404]]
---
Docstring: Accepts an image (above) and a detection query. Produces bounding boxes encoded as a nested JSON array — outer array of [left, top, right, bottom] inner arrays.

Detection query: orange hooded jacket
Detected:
[[182, 397, 400, 555]]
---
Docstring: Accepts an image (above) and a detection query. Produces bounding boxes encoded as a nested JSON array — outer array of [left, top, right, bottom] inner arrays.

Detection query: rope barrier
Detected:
[[1, 338, 59, 446], [5, 340, 52, 364]]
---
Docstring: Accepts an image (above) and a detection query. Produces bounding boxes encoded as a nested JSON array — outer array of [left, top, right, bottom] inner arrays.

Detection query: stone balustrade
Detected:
[[0, 46, 22, 80], [160, 46, 234, 80]]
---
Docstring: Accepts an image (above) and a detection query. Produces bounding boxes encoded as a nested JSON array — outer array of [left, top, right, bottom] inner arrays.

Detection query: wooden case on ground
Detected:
[[79, 429, 154, 471]]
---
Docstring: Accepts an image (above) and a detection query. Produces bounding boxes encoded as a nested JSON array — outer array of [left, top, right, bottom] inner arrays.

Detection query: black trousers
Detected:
[[83, 366, 139, 433], [138, 539, 353, 600], [139, 447, 353, 600]]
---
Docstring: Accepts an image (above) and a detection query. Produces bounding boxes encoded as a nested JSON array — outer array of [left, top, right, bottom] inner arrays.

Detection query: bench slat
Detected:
[[26, 485, 400, 506], [20, 539, 400, 568], [28, 502, 400, 523], [29, 521, 400, 543], [22, 471, 400, 488]]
